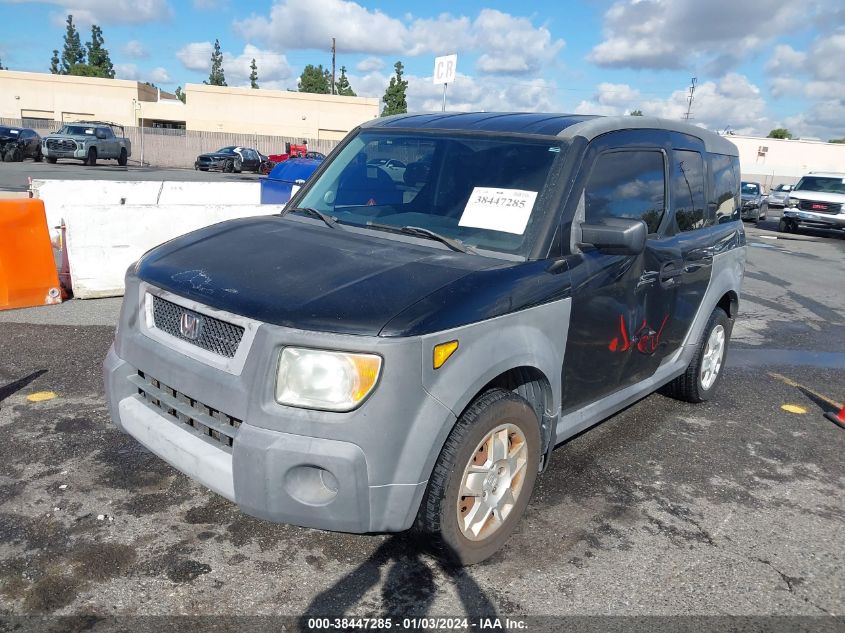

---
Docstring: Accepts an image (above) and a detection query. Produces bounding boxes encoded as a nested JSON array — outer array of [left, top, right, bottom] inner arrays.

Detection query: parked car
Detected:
[[780, 171, 845, 235], [105, 113, 745, 565], [42, 122, 130, 166], [194, 146, 272, 174], [304, 151, 326, 161], [0, 127, 42, 162], [260, 158, 322, 204], [740, 181, 766, 222], [766, 183, 794, 208], [368, 158, 406, 182]]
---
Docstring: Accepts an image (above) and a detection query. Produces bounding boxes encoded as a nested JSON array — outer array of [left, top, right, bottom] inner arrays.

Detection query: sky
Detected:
[[1, 0, 844, 140]]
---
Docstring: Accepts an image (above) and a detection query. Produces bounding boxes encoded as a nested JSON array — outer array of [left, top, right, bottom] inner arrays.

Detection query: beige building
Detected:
[[727, 134, 845, 188], [0, 70, 380, 141]]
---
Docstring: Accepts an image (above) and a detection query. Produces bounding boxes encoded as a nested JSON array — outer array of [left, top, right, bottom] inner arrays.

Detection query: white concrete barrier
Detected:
[[31, 179, 261, 240], [63, 204, 284, 299]]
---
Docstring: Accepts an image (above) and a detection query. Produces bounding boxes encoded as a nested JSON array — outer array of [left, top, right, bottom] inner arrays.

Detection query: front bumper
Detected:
[[783, 209, 845, 229], [740, 203, 763, 220], [103, 279, 455, 533]]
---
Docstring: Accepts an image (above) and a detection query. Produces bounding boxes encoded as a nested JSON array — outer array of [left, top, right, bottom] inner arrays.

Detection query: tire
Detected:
[[86, 148, 97, 166], [118, 148, 128, 166], [661, 307, 731, 403], [46, 156, 57, 164], [34, 148, 43, 162], [2, 150, 12, 163], [414, 388, 541, 566], [224, 160, 234, 173]]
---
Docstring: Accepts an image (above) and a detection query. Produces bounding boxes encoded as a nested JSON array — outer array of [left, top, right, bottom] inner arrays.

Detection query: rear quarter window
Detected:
[[708, 153, 740, 223], [672, 149, 709, 231]]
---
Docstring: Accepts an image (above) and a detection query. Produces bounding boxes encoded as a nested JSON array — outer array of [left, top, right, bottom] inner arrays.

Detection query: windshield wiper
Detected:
[[286, 207, 340, 229], [365, 222, 476, 254]]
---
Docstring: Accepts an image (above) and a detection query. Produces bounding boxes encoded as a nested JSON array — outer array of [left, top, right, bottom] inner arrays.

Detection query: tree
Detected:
[[249, 58, 258, 89], [828, 138, 845, 144], [629, 109, 643, 116], [86, 25, 114, 78], [175, 86, 186, 103], [335, 66, 356, 96], [767, 128, 792, 139], [50, 50, 61, 74], [381, 61, 408, 116], [67, 63, 105, 77], [298, 64, 330, 93], [206, 39, 226, 86], [61, 15, 85, 74], [0, 56, 6, 71]]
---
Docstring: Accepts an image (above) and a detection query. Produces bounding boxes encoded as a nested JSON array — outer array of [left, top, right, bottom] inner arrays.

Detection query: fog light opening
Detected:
[[284, 465, 339, 506]]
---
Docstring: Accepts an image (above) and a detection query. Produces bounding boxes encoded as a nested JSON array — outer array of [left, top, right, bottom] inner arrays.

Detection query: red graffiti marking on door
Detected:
[[609, 314, 669, 355]]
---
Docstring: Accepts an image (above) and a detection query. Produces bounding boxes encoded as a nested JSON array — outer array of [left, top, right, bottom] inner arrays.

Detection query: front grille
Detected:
[[799, 200, 842, 214], [151, 295, 244, 358], [46, 139, 76, 151], [130, 371, 241, 449]]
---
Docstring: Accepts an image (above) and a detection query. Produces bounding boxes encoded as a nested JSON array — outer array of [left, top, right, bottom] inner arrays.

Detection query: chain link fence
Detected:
[[1, 117, 341, 168]]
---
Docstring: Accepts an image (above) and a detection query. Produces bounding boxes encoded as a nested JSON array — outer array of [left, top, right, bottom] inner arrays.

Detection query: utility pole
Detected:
[[331, 37, 336, 95], [683, 77, 697, 121]]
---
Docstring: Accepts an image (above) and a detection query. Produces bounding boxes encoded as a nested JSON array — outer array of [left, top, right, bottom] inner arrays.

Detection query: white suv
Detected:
[[780, 171, 845, 234]]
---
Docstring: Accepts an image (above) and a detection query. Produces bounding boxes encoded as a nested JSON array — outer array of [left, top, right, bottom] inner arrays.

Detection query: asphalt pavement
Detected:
[[0, 220, 843, 629]]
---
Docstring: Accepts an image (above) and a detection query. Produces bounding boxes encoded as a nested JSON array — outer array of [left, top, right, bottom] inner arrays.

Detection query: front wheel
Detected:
[[34, 149, 43, 162], [224, 160, 234, 173], [414, 388, 540, 566], [661, 307, 731, 403], [46, 156, 57, 164], [86, 148, 97, 166]]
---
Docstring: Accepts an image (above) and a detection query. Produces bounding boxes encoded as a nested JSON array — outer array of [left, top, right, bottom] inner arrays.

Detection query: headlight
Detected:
[[275, 348, 382, 411], [787, 197, 799, 208]]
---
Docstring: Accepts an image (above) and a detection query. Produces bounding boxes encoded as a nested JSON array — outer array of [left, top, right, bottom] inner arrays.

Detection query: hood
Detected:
[[789, 189, 845, 204], [741, 192, 761, 201], [267, 158, 321, 183], [197, 152, 233, 160], [135, 216, 500, 336], [46, 134, 94, 141], [0, 135, 20, 144]]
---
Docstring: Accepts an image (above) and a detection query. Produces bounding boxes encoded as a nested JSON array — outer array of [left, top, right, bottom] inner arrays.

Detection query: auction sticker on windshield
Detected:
[[458, 187, 538, 235]]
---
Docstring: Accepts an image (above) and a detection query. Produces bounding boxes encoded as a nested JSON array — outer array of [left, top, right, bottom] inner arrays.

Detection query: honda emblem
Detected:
[[179, 312, 202, 340]]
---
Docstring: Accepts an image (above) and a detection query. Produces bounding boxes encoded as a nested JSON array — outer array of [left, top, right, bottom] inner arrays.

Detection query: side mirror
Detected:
[[579, 218, 647, 256]]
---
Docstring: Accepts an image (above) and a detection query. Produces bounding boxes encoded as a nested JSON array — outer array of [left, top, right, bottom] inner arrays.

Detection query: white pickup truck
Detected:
[[42, 122, 131, 166]]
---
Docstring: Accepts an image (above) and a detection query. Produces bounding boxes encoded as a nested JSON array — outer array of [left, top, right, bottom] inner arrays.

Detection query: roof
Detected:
[[807, 171, 845, 177], [362, 112, 738, 156]]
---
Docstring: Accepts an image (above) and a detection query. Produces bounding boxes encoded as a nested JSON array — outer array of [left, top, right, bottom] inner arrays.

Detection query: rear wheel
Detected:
[[118, 148, 128, 166], [414, 388, 540, 565], [86, 148, 97, 166], [661, 307, 731, 403]]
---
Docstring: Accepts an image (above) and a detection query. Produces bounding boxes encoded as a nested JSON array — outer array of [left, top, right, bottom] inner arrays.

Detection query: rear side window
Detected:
[[672, 150, 709, 231], [584, 150, 666, 233], [709, 153, 740, 223]]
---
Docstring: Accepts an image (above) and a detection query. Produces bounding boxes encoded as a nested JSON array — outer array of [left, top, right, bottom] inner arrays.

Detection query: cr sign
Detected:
[[433, 54, 457, 85]]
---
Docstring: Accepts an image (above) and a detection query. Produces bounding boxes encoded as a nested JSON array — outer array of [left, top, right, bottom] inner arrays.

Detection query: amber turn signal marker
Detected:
[[433, 340, 459, 369]]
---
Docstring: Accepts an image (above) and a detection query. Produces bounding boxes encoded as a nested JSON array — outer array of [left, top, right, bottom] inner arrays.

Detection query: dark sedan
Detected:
[[0, 127, 42, 162], [194, 146, 273, 174]]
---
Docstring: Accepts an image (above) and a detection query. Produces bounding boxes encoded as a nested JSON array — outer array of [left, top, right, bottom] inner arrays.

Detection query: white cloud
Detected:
[[235, 1, 563, 76], [472, 9, 564, 75], [235, 0, 406, 54], [226, 44, 292, 86], [588, 0, 826, 71], [114, 63, 138, 80], [766, 33, 845, 139], [407, 73, 558, 113], [176, 41, 213, 72], [122, 40, 148, 59], [12, 0, 173, 25], [355, 57, 385, 73], [573, 74, 771, 135], [148, 67, 171, 83]]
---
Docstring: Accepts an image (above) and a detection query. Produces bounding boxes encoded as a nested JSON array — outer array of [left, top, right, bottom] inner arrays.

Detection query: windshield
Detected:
[[0, 127, 21, 136], [57, 125, 97, 136], [215, 147, 237, 155], [773, 184, 791, 192], [741, 183, 760, 195], [295, 131, 565, 257], [794, 176, 845, 195]]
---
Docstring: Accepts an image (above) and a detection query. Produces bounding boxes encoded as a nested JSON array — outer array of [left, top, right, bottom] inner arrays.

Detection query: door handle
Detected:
[[659, 260, 684, 284]]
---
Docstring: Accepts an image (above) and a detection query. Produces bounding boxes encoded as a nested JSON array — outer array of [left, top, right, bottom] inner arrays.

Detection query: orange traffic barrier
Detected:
[[0, 198, 62, 310]]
